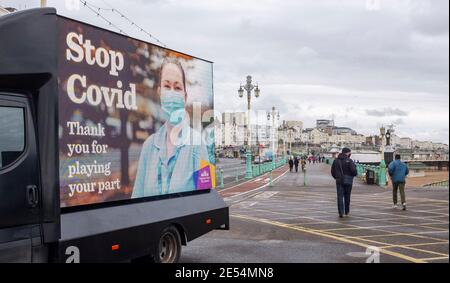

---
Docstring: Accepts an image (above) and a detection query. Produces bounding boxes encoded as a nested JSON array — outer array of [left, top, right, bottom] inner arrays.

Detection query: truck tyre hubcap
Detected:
[[159, 232, 177, 263]]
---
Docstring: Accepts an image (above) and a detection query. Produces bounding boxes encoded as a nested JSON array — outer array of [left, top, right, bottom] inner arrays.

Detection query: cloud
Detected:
[[4, 0, 447, 143], [365, 108, 409, 117], [392, 118, 405, 125]]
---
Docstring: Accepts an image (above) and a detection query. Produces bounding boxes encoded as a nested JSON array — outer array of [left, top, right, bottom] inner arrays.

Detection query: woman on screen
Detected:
[[132, 58, 212, 198]]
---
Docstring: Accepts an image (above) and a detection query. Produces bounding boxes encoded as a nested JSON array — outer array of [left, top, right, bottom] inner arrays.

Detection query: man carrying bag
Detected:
[[331, 148, 357, 218]]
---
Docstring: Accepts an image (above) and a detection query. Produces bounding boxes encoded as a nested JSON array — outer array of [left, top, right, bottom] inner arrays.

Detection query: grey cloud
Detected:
[[365, 108, 409, 117], [4, 0, 447, 143], [392, 118, 405, 125], [409, 0, 449, 36]]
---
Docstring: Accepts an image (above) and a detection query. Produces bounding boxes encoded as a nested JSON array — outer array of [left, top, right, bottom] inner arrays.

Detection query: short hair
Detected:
[[159, 57, 187, 92], [342, 147, 351, 154], [395, 154, 401, 160]]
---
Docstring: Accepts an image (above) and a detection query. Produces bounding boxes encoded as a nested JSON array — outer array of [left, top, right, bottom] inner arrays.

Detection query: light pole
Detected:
[[239, 75, 260, 179], [288, 127, 294, 156], [279, 121, 290, 158], [280, 121, 287, 159], [255, 123, 261, 164], [267, 107, 280, 169], [380, 126, 386, 161], [379, 126, 387, 185]]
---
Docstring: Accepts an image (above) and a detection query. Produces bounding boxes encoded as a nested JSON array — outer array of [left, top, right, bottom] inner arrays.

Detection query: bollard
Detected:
[[269, 170, 273, 187], [245, 151, 253, 180], [357, 164, 364, 177], [303, 168, 307, 187], [378, 160, 387, 186], [220, 169, 224, 189]]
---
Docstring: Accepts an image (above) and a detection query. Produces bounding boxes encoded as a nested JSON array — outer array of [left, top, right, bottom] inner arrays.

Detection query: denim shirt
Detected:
[[132, 120, 211, 198]]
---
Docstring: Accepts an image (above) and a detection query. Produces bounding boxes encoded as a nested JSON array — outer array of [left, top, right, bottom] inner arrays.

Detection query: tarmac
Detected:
[[181, 162, 449, 263]]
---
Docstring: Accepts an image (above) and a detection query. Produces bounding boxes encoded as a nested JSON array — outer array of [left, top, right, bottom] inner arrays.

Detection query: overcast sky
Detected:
[[3, 0, 449, 143]]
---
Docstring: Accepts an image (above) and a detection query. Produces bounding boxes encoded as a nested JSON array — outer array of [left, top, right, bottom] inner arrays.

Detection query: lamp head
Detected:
[[238, 86, 244, 98], [254, 86, 260, 98]]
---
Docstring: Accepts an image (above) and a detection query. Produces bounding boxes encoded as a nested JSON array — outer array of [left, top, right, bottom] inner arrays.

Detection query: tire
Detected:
[[153, 226, 182, 263]]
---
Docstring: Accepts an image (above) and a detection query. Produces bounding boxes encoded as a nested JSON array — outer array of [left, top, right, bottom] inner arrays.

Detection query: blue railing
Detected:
[[251, 157, 287, 178], [424, 180, 449, 188]]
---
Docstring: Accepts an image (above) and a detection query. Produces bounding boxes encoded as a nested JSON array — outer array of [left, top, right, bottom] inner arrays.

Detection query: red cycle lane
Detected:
[[218, 165, 289, 198]]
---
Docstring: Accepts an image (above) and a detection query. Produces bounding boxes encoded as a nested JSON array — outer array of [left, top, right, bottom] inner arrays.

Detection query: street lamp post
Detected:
[[267, 107, 279, 170], [379, 126, 387, 186], [380, 125, 386, 159], [280, 121, 287, 159], [256, 123, 261, 164], [288, 128, 293, 156], [239, 75, 260, 179], [279, 121, 291, 158]]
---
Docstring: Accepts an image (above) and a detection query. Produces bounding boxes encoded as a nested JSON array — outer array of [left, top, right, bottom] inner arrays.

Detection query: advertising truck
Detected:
[[0, 8, 229, 263]]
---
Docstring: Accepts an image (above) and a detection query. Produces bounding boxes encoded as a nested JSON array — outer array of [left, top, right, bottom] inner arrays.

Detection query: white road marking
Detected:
[[253, 191, 279, 200]]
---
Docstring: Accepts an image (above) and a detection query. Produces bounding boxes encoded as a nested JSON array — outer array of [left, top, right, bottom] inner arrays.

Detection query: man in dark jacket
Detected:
[[288, 157, 294, 172], [331, 148, 357, 218], [294, 156, 300, 173]]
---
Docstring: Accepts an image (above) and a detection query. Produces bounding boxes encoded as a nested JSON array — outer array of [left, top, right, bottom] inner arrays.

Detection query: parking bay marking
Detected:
[[231, 214, 427, 263]]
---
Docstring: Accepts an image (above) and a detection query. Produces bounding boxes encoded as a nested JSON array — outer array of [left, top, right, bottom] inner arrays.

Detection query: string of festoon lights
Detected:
[[79, 0, 167, 47]]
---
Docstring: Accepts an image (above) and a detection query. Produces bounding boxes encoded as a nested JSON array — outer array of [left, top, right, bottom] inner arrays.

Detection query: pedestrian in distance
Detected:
[[301, 158, 306, 172], [294, 156, 300, 173], [388, 154, 410, 211], [331, 148, 357, 218], [289, 157, 294, 172]]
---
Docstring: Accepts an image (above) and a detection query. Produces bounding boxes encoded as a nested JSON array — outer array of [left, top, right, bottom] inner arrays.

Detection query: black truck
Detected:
[[0, 8, 229, 263]]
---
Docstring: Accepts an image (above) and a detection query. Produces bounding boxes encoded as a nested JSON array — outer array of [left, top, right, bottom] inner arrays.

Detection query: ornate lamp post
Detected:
[[380, 125, 386, 158], [288, 127, 294, 156], [384, 125, 395, 165], [379, 126, 387, 185], [239, 75, 260, 179], [279, 121, 292, 159], [279, 121, 287, 159], [267, 107, 280, 169]]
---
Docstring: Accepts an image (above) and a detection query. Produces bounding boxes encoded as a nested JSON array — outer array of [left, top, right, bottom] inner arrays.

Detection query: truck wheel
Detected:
[[154, 226, 182, 263]]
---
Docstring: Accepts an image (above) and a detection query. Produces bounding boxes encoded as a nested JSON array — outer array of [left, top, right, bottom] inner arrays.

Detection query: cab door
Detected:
[[0, 93, 41, 263]]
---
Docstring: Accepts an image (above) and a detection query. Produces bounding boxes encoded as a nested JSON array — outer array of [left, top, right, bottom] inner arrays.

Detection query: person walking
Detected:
[[294, 156, 300, 173], [301, 158, 306, 172], [331, 148, 357, 218], [288, 157, 294, 172], [388, 154, 410, 211]]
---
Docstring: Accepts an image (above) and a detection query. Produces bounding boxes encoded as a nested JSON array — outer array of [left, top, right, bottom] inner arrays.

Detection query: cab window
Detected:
[[0, 107, 25, 169]]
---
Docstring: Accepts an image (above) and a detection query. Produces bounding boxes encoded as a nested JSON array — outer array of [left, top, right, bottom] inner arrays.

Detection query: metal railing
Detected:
[[423, 180, 449, 188], [216, 157, 287, 189], [252, 157, 287, 178], [325, 158, 388, 186]]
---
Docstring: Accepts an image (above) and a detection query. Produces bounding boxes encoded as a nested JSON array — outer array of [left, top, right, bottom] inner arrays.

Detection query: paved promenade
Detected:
[[182, 162, 448, 263]]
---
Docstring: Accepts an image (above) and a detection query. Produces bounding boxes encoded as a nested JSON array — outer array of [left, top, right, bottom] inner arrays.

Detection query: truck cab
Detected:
[[0, 8, 229, 263]]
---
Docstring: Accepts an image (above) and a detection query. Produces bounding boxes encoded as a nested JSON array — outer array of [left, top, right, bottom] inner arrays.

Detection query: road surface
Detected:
[[181, 163, 449, 263]]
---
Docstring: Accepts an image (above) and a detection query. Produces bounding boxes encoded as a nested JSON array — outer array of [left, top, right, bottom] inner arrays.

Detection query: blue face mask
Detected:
[[161, 89, 186, 125]]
